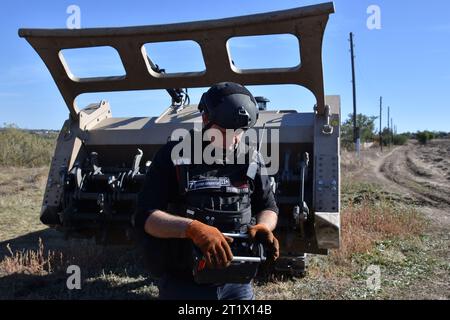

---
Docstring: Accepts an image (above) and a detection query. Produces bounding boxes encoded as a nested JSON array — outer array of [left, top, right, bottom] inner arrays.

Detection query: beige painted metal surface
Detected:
[[314, 95, 341, 249], [19, 2, 334, 118]]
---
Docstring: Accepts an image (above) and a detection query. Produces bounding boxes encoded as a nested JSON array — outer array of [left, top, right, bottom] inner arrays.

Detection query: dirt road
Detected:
[[374, 140, 449, 299], [377, 140, 450, 227]]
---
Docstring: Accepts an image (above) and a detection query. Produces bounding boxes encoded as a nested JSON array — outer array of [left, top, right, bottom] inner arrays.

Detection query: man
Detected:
[[135, 82, 279, 300]]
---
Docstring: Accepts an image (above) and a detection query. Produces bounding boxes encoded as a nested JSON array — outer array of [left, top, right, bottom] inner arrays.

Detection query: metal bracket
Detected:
[[293, 152, 310, 238], [322, 105, 334, 135], [131, 149, 143, 175]]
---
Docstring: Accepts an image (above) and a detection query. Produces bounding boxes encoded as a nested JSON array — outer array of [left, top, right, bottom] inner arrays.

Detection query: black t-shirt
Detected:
[[135, 140, 279, 229]]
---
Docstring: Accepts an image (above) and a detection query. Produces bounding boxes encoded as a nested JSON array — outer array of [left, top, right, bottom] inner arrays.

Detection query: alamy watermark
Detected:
[[367, 5, 382, 30], [66, 265, 81, 290], [170, 123, 280, 175], [66, 5, 81, 29]]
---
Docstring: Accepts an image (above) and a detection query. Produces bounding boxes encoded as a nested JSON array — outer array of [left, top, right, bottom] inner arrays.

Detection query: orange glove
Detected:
[[186, 220, 234, 269], [248, 224, 280, 262]]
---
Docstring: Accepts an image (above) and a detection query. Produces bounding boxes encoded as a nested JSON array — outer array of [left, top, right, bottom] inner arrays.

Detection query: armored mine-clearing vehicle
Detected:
[[19, 2, 340, 276]]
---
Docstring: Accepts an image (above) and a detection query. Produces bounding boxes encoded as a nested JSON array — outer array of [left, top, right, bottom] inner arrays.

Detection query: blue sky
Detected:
[[0, 0, 449, 132]]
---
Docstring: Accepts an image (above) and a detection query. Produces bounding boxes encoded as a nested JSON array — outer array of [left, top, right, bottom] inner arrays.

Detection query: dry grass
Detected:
[[0, 238, 63, 276], [0, 234, 159, 299], [254, 196, 428, 300], [331, 200, 425, 266], [0, 167, 49, 242], [0, 236, 137, 278]]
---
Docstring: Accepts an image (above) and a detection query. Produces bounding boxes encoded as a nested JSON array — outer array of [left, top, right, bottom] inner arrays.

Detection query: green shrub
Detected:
[[393, 134, 409, 146], [416, 131, 435, 145], [0, 125, 57, 167]]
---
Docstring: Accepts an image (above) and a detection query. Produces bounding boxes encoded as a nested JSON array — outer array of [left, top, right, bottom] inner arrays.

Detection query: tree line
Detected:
[[340, 114, 448, 149]]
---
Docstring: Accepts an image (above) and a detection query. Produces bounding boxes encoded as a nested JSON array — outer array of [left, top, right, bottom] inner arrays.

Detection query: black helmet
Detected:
[[198, 82, 259, 129]]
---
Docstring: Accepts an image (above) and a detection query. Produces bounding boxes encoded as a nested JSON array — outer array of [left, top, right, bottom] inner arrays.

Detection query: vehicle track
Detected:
[[373, 140, 450, 299], [378, 142, 450, 209], [375, 140, 450, 228]]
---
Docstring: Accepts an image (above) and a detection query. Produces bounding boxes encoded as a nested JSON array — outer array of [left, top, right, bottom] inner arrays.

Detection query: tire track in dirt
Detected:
[[372, 141, 450, 300], [375, 141, 450, 228]]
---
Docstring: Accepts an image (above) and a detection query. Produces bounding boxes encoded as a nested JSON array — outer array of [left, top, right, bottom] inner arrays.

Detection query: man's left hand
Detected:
[[248, 224, 280, 262]]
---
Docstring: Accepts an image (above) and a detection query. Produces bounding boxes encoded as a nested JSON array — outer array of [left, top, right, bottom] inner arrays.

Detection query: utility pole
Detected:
[[349, 32, 360, 155], [380, 96, 383, 152], [394, 125, 397, 143], [387, 106, 390, 148], [391, 118, 394, 146]]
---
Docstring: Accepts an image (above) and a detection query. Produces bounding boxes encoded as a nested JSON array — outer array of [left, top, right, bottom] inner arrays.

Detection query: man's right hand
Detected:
[[186, 220, 234, 269]]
